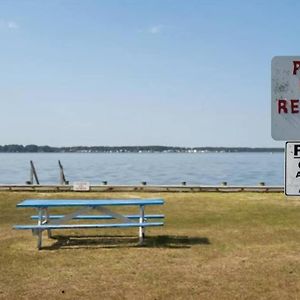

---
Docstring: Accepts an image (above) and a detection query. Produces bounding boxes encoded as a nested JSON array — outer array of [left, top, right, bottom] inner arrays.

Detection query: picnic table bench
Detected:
[[13, 198, 164, 249]]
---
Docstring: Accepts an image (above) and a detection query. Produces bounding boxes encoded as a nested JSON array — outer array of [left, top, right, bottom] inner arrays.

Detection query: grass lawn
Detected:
[[0, 191, 299, 299]]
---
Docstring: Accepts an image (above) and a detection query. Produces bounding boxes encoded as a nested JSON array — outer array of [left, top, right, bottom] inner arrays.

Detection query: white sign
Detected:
[[285, 142, 300, 195], [73, 182, 90, 191], [271, 56, 300, 140]]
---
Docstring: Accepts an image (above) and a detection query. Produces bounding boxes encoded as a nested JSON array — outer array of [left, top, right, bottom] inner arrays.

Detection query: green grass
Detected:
[[0, 191, 299, 299]]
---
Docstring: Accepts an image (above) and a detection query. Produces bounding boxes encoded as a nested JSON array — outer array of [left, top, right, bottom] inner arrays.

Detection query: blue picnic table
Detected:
[[13, 198, 165, 249]]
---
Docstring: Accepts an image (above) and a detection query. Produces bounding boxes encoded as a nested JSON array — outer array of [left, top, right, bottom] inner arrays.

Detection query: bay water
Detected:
[[0, 152, 284, 185]]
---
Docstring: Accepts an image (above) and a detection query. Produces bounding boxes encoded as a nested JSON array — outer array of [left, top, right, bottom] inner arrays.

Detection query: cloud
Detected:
[[7, 21, 18, 29], [148, 25, 163, 34], [0, 20, 19, 30]]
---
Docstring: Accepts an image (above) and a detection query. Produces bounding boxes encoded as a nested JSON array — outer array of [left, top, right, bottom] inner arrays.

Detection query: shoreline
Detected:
[[0, 184, 284, 193]]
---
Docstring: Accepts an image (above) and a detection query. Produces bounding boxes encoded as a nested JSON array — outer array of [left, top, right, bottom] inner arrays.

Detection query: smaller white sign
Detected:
[[285, 142, 300, 195], [73, 182, 90, 191]]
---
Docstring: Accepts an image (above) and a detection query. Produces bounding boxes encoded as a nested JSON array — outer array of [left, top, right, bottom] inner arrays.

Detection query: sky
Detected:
[[0, 0, 298, 147]]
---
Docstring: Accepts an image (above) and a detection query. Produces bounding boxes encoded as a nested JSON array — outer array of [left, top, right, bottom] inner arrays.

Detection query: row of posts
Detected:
[[26, 161, 266, 186], [26, 160, 68, 185]]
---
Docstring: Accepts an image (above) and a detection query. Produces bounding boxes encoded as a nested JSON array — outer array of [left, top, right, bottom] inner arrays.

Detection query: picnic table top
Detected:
[[16, 198, 164, 208]]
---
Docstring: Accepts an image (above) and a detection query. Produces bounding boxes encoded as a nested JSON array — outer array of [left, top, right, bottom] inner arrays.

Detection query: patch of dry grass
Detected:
[[0, 192, 299, 299]]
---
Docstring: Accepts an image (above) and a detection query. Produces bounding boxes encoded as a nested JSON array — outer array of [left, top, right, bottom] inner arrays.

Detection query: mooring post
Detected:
[[58, 160, 68, 185], [29, 161, 40, 185]]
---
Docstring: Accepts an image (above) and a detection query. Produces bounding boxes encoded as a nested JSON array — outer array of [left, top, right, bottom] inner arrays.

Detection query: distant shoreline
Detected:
[[0, 145, 284, 153]]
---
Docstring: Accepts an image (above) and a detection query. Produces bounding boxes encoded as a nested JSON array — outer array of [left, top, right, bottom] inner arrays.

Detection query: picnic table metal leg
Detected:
[[139, 205, 145, 245], [44, 208, 52, 238], [37, 208, 43, 250]]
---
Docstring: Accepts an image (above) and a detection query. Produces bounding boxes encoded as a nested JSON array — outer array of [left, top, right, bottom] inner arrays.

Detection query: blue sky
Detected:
[[0, 0, 298, 147]]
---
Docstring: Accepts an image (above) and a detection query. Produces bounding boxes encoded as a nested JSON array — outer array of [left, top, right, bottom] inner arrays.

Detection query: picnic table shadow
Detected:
[[43, 234, 210, 250]]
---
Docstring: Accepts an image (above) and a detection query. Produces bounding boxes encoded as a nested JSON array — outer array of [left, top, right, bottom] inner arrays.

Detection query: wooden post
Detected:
[[30, 161, 39, 185], [58, 160, 68, 185]]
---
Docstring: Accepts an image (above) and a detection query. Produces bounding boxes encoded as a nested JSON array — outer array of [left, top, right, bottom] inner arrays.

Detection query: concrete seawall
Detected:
[[0, 184, 284, 192]]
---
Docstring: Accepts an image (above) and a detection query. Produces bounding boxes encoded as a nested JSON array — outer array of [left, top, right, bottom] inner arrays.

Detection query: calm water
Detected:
[[0, 152, 284, 185]]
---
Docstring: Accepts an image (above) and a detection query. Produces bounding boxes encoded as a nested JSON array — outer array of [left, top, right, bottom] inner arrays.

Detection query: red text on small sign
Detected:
[[293, 61, 300, 75], [277, 99, 299, 114]]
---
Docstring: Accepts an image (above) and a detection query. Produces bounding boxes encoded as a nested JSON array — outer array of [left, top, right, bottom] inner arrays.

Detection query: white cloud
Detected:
[[148, 25, 163, 34], [7, 21, 19, 29], [0, 20, 19, 30]]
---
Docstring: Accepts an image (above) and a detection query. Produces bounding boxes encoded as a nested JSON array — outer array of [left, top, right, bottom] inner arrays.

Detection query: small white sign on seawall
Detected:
[[73, 182, 90, 191], [285, 142, 300, 195], [272, 56, 300, 140]]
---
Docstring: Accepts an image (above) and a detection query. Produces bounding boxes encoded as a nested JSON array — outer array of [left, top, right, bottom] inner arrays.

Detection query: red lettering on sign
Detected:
[[278, 99, 288, 113], [291, 99, 299, 113], [293, 61, 300, 75]]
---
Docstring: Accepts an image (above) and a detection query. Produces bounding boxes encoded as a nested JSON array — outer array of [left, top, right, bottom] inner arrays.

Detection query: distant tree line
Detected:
[[0, 144, 284, 153], [0, 144, 58, 152]]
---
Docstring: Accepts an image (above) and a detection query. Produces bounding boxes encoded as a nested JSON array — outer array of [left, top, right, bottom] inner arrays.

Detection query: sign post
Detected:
[[272, 56, 300, 195]]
